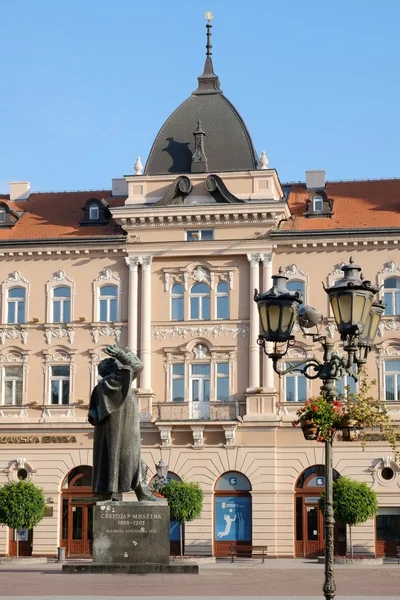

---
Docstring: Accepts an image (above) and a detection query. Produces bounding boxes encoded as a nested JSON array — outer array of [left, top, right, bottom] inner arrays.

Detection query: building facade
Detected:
[[0, 23, 400, 559]]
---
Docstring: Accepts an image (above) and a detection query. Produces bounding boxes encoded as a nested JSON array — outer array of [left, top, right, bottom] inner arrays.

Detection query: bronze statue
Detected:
[[88, 345, 158, 501]]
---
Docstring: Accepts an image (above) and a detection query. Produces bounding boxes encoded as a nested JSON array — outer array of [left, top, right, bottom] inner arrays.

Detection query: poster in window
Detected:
[[215, 496, 251, 542], [17, 528, 28, 542]]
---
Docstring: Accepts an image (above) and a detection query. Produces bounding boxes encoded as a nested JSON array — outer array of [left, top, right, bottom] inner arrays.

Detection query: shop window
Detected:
[[216, 282, 229, 319]]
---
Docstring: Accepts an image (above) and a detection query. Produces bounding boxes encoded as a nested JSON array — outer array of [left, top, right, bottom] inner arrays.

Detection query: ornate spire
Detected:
[[192, 12, 222, 96], [191, 121, 208, 173]]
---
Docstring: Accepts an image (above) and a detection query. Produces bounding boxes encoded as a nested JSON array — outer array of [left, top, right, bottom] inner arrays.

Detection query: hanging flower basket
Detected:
[[301, 420, 319, 440]]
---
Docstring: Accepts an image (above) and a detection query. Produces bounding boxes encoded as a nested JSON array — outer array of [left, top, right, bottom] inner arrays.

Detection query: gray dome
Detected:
[[144, 93, 259, 176], [144, 24, 258, 176]]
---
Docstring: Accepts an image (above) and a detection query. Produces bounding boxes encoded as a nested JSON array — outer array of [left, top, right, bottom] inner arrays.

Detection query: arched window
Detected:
[[190, 283, 210, 320], [171, 283, 184, 321], [214, 472, 252, 557], [384, 277, 400, 316], [99, 285, 118, 322], [89, 203, 99, 220], [287, 280, 305, 296], [52, 286, 71, 323], [216, 282, 229, 319], [0, 208, 6, 223], [7, 287, 26, 324]]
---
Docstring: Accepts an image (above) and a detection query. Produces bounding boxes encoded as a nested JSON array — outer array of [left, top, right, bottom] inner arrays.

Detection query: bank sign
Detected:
[[215, 496, 251, 542]]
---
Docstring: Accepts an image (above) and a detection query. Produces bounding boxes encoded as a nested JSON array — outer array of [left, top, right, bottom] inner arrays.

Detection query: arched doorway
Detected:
[[295, 465, 345, 557], [60, 466, 98, 557], [214, 471, 252, 558]]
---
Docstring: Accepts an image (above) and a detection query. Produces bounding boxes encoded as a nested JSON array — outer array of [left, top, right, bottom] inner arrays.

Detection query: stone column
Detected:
[[125, 256, 141, 354], [140, 256, 152, 391], [247, 254, 261, 391], [261, 253, 275, 390]]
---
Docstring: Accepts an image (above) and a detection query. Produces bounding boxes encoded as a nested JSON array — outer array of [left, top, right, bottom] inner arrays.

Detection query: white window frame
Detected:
[[2, 272, 29, 326], [0, 208, 6, 223], [313, 195, 323, 212], [171, 363, 185, 402], [283, 362, 308, 402], [0, 350, 29, 407], [6, 286, 26, 324], [46, 271, 74, 324], [43, 348, 76, 406], [93, 269, 121, 323], [190, 362, 211, 419], [384, 359, 400, 401], [335, 371, 357, 396], [89, 347, 108, 391], [186, 229, 214, 241], [170, 283, 184, 321], [189, 283, 211, 320], [89, 203, 100, 220], [3, 365, 23, 406], [216, 281, 230, 320], [383, 277, 400, 317], [216, 361, 230, 401]]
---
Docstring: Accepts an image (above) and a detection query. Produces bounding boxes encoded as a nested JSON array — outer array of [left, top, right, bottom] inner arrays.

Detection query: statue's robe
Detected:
[[88, 351, 143, 494]]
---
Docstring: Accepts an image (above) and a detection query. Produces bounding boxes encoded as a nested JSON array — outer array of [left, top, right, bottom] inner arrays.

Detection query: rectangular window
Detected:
[[50, 366, 70, 405], [217, 296, 229, 319], [384, 360, 400, 401], [190, 297, 199, 320], [7, 289, 26, 324], [285, 362, 307, 402], [172, 363, 184, 402], [186, 229, 214, 241], [216, 362, 229, 401], [3, 366, 23, 406], [53, 287, 71, 323], [171, 297, 184, 321]]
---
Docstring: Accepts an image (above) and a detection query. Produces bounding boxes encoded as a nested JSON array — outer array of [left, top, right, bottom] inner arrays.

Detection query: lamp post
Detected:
[[254, 258, 383, 600]]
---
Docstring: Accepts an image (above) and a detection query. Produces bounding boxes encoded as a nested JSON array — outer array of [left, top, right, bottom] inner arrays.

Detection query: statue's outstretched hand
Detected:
[[105, 345, 121, 358]]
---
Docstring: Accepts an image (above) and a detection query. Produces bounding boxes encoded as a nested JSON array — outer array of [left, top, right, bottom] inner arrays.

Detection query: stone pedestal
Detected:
[[93, 500, 170, 564], [63, 499, 198, 574]]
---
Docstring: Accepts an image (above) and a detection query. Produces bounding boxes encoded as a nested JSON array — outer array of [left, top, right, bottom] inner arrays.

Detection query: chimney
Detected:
[[10, 182, 31, 201], [305, 170, 325, 190], [111, 178, 128, 197]]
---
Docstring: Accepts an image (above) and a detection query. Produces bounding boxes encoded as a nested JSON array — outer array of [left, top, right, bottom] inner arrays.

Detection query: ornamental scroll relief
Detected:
[[152, 324, 249, 340]]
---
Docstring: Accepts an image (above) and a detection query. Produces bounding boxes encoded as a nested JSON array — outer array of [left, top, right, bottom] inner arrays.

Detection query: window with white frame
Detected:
[[171, 283, 184, 321], [384, 360, 400, 401], [216, 282, 229, 319], [49, 365, 70, 405], [335, 371, 357, 396], [99, 285, 118, 322], [3, 366, 23, 405], [287, 280, 305, 297], [285, 362, 307, 402], [52, 286, 71, 323], [216, 362, 229, 401], [0, 208, 6, 223], [186, 229, 214, 241], [384, 277, 400, 316], [171, 363, 184, 402], [190, 283, 210, 320], [89, 203, 99, 220], [190, 363, 210, 417], [313, 195, 323, 212], [7, 287, 26, 324]]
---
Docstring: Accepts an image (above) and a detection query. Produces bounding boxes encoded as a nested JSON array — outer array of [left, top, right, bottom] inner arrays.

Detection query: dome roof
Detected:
[[144, 23, 258, 176]]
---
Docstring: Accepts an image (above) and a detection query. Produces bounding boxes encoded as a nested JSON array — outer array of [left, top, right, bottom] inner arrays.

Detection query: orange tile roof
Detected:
[[0, 190, 126, 243], [280, 179, 400, 233]]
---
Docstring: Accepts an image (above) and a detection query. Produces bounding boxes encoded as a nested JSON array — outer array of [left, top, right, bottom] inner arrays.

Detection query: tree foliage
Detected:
[[160, 480, 203, 524], [318, 476, 378, 526], [0, 481, 46, 530]]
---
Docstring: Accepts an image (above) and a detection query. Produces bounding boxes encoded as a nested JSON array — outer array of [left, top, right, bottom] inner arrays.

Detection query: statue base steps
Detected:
[[62, 562, 198, 574]]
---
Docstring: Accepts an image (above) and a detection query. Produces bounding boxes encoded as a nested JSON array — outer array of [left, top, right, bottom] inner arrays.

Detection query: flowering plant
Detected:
[[292, 396, 344, 442]]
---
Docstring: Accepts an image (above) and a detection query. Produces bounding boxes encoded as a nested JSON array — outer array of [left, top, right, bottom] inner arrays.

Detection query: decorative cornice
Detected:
[[378, 260, 400, 275], [0, 326, 28, 345], [153, 324, 249, 340], [4, 271, 28, 284], [95, 268, 120, 282]]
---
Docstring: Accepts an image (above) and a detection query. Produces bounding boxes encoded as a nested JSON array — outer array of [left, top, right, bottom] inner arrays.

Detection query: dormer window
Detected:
[[0, 202, 20, 227], [313, 195, 323, 212], [89, 203, 100, 220], [304, 190, 333, 218], [0, 208, 6, 223], [80, 198, 110, 226]]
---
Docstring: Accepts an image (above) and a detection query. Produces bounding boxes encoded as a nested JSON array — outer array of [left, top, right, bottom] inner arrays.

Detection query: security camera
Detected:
[[298, 305, 322, 329]]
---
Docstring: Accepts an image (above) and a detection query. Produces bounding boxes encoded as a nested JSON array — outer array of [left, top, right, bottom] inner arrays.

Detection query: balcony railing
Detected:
[[153, 401, 238, 421]]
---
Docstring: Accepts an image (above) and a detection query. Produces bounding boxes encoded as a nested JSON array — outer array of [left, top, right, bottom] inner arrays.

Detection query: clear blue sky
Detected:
[[1, 0, 399, 192]]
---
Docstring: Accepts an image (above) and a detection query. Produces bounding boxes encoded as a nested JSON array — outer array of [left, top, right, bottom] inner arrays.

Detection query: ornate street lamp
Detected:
[[254, 257, 381, 600]]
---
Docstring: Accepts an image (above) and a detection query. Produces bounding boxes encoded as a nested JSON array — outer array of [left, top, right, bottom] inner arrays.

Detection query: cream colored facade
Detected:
[[0, 167, 399, 558]]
